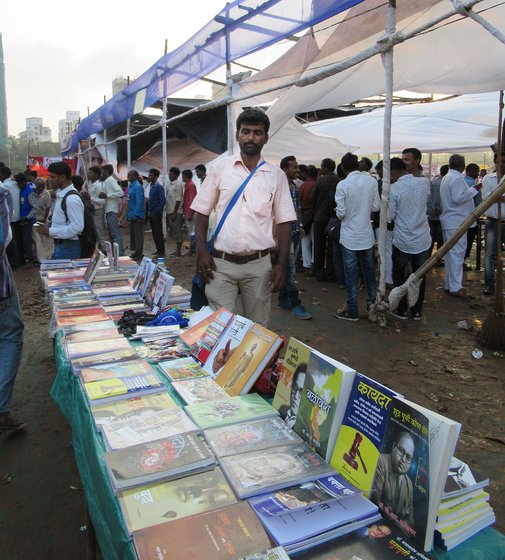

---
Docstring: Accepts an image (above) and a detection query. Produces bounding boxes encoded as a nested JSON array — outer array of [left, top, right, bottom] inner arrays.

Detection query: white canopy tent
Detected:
[[304, 92, 500, 154]]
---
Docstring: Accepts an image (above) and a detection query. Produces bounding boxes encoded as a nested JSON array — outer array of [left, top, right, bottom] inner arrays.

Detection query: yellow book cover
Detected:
[[214, 323, 281, 396], [84, 374, 162, 401]]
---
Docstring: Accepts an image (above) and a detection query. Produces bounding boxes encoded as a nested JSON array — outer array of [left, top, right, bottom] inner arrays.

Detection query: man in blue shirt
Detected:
[[15, 173, 36, 266], [147, 168, 166, 258], [127, 170, 145, 260]]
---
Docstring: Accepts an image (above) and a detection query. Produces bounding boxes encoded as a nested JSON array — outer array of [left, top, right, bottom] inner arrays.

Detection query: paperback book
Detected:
[[185, 394, 278, 430], [248, 472, 360, 517], [443, 457, 489, 499], [64, 328, 121, 345], [79, 359, 156, 383], [91, 392, 178, 432], [65, 337, 131, 359], [104, 432, 215, 491], [238, 548, 289, 560], [144, 266, 175, 313], [132, 502, 272, 560], [179, 307, 228, 348], [330, 372, 399, 495], [118, 468, 237, 534], [192, 308, 235, 364], [213, 323, 282, 397], [219, 443, 336, 499], [70, 347, 139, 371], [165, 284, 191, 305], [55, 307, 110, 327], [293, 349, 355, 461], [253, 492, 381, 554], [203, 314, 253, 378], [203, 416, 302, 458], [83, 373, 165, 405], [171, 377, 229, 405], [157, 357, 208, 382], [83, 248, 105, 283], [132, 258, 156, 297], [371, 396, 461, 551], [272, 337, 312, 427], [102, 407, 198, 450], [62, 319, 117, 334]]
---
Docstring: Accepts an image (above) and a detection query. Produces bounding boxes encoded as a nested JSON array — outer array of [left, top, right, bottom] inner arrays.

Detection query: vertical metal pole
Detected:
[[225, 3, 234, 155], [377, 0, 396, 300], [104, 129, 108, 165], [162, 96, 168, 187], [126, 119, 132, 170]]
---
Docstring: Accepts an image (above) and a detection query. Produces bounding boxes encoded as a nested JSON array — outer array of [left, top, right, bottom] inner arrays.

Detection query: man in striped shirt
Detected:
[[0, 182, 26, 431]]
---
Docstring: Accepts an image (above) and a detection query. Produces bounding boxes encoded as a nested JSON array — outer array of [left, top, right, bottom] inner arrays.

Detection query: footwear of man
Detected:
[[483, 286, 494, 296], [333, 310, 359, 321], [0, 413, 26, 432], [449, 289, 467, 298], [412, 311, 422, 321], [389, 309, 407, 320], [291, 305, 312, 320], [276, 302, 292, 310]]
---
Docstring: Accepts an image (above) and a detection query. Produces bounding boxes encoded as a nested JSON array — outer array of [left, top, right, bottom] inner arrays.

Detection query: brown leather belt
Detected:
[[211, 248, 270, 264]]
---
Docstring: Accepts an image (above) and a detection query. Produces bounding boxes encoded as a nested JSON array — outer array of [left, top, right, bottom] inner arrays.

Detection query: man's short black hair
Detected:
[[0, 166, 11, 178], [390, 157, 407, 172], [465, 163, 480, 176], [341, 152, 359, 172], [169, 167, 180, 177], [321, 158, 336, 173], [306, 165, 318, 180], [402, 147, 422, 162], [360, 157, 373, 171], [375, 160, 383, 171], [71, 175, 85, 191], [128, 169, 140, 180], [236, 108, 270, 134], [27, 170, 38, 180], [14, 173, 28, 184], [298, 164, 308, 174], [89, 166, 101, 177], [48, 161, 72, 179], [149, 168, 160, 178], [440, 164, 449, 176], [195, 164, 206, 174], [182, 169, 193, 180], [101, 164, 114, 176], [280, 155, 296, 171]]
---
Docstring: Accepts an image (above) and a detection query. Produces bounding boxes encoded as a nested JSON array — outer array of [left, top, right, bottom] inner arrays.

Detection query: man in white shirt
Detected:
[[334, 152, 380, 321], [99, 164, 124, 255], [482, 153, 505, 295], [33, 162, 84, 259], [0, 166, 22, 268], [165, 167, 184, 256], [388, 158, 431, 320], [440, 154, 482, 297], [87, 166, 106, 251]]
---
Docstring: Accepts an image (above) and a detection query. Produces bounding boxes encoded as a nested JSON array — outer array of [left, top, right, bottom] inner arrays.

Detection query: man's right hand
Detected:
[[196, 250, 216, 283]]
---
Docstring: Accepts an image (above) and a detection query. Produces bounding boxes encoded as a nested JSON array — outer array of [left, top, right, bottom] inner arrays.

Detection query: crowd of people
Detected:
[[0, 107, 503, 431]]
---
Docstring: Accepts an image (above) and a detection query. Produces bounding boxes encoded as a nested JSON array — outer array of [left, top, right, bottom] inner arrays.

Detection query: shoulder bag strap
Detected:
[[210, 160, 266, 247]]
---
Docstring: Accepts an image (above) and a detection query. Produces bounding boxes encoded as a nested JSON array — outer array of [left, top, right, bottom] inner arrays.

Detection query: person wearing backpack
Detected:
[[33, 162, 84, 259]]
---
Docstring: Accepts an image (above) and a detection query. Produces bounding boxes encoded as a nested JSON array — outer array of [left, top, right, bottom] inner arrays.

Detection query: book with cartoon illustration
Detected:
[[192, 308, 235, 365], [79, 359, 156, 383], [171, 377, 229, 405], [293, 349, 355, 461], [157, 357, 208, 382]]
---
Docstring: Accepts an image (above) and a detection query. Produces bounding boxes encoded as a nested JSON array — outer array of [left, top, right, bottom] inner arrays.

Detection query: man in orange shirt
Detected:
[[191, 108, 295, 326]]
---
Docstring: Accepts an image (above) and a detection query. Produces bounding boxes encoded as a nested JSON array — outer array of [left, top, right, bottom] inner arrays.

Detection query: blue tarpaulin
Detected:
[[65, 0, 364, 153]]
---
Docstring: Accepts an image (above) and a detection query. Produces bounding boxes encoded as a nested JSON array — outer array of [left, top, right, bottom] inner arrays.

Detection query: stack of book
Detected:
[[435, 458, 494, 550]]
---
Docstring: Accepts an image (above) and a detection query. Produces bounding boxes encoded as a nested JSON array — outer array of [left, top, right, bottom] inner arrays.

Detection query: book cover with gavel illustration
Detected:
[[330, 373, 399, 496]]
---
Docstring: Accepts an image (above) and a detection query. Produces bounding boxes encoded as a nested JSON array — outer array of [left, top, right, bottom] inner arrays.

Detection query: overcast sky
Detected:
[[2, 0, 232, 138]]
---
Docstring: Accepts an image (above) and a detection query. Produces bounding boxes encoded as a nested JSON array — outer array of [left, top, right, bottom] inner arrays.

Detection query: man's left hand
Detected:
[[271, 263, 286, 292], [98, 192, 107, 199], [33, 224, 50, 236]]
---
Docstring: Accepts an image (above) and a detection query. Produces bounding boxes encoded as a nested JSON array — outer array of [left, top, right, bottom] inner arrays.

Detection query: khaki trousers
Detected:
[[205, 255, 272, 326]]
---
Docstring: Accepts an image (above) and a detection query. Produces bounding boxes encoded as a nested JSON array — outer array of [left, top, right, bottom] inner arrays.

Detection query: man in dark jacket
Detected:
[[147, 168, 166, 258]]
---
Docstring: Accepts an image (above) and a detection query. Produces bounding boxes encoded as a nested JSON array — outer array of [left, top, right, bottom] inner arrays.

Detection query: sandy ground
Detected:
[[0, 229, 503, 559]]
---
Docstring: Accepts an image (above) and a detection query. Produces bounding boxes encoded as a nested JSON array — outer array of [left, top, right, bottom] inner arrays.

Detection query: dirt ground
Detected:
[[0, 230, 503, 559]]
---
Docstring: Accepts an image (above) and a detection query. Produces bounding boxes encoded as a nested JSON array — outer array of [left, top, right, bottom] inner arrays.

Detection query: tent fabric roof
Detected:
[[234, 0, 505, 138], [305, 92, 500, 154], [66, 0, 365, 153]]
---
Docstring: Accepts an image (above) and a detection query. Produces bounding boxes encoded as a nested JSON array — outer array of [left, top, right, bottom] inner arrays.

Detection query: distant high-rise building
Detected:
[[58, 110, 80, 143], [0, 33, 8, 152], [20, 117, 52, 143], [112, 76, 128, 97]]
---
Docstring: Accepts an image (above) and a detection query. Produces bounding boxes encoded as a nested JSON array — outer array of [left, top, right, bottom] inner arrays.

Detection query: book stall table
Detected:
[[50, 332, 505, 560]]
